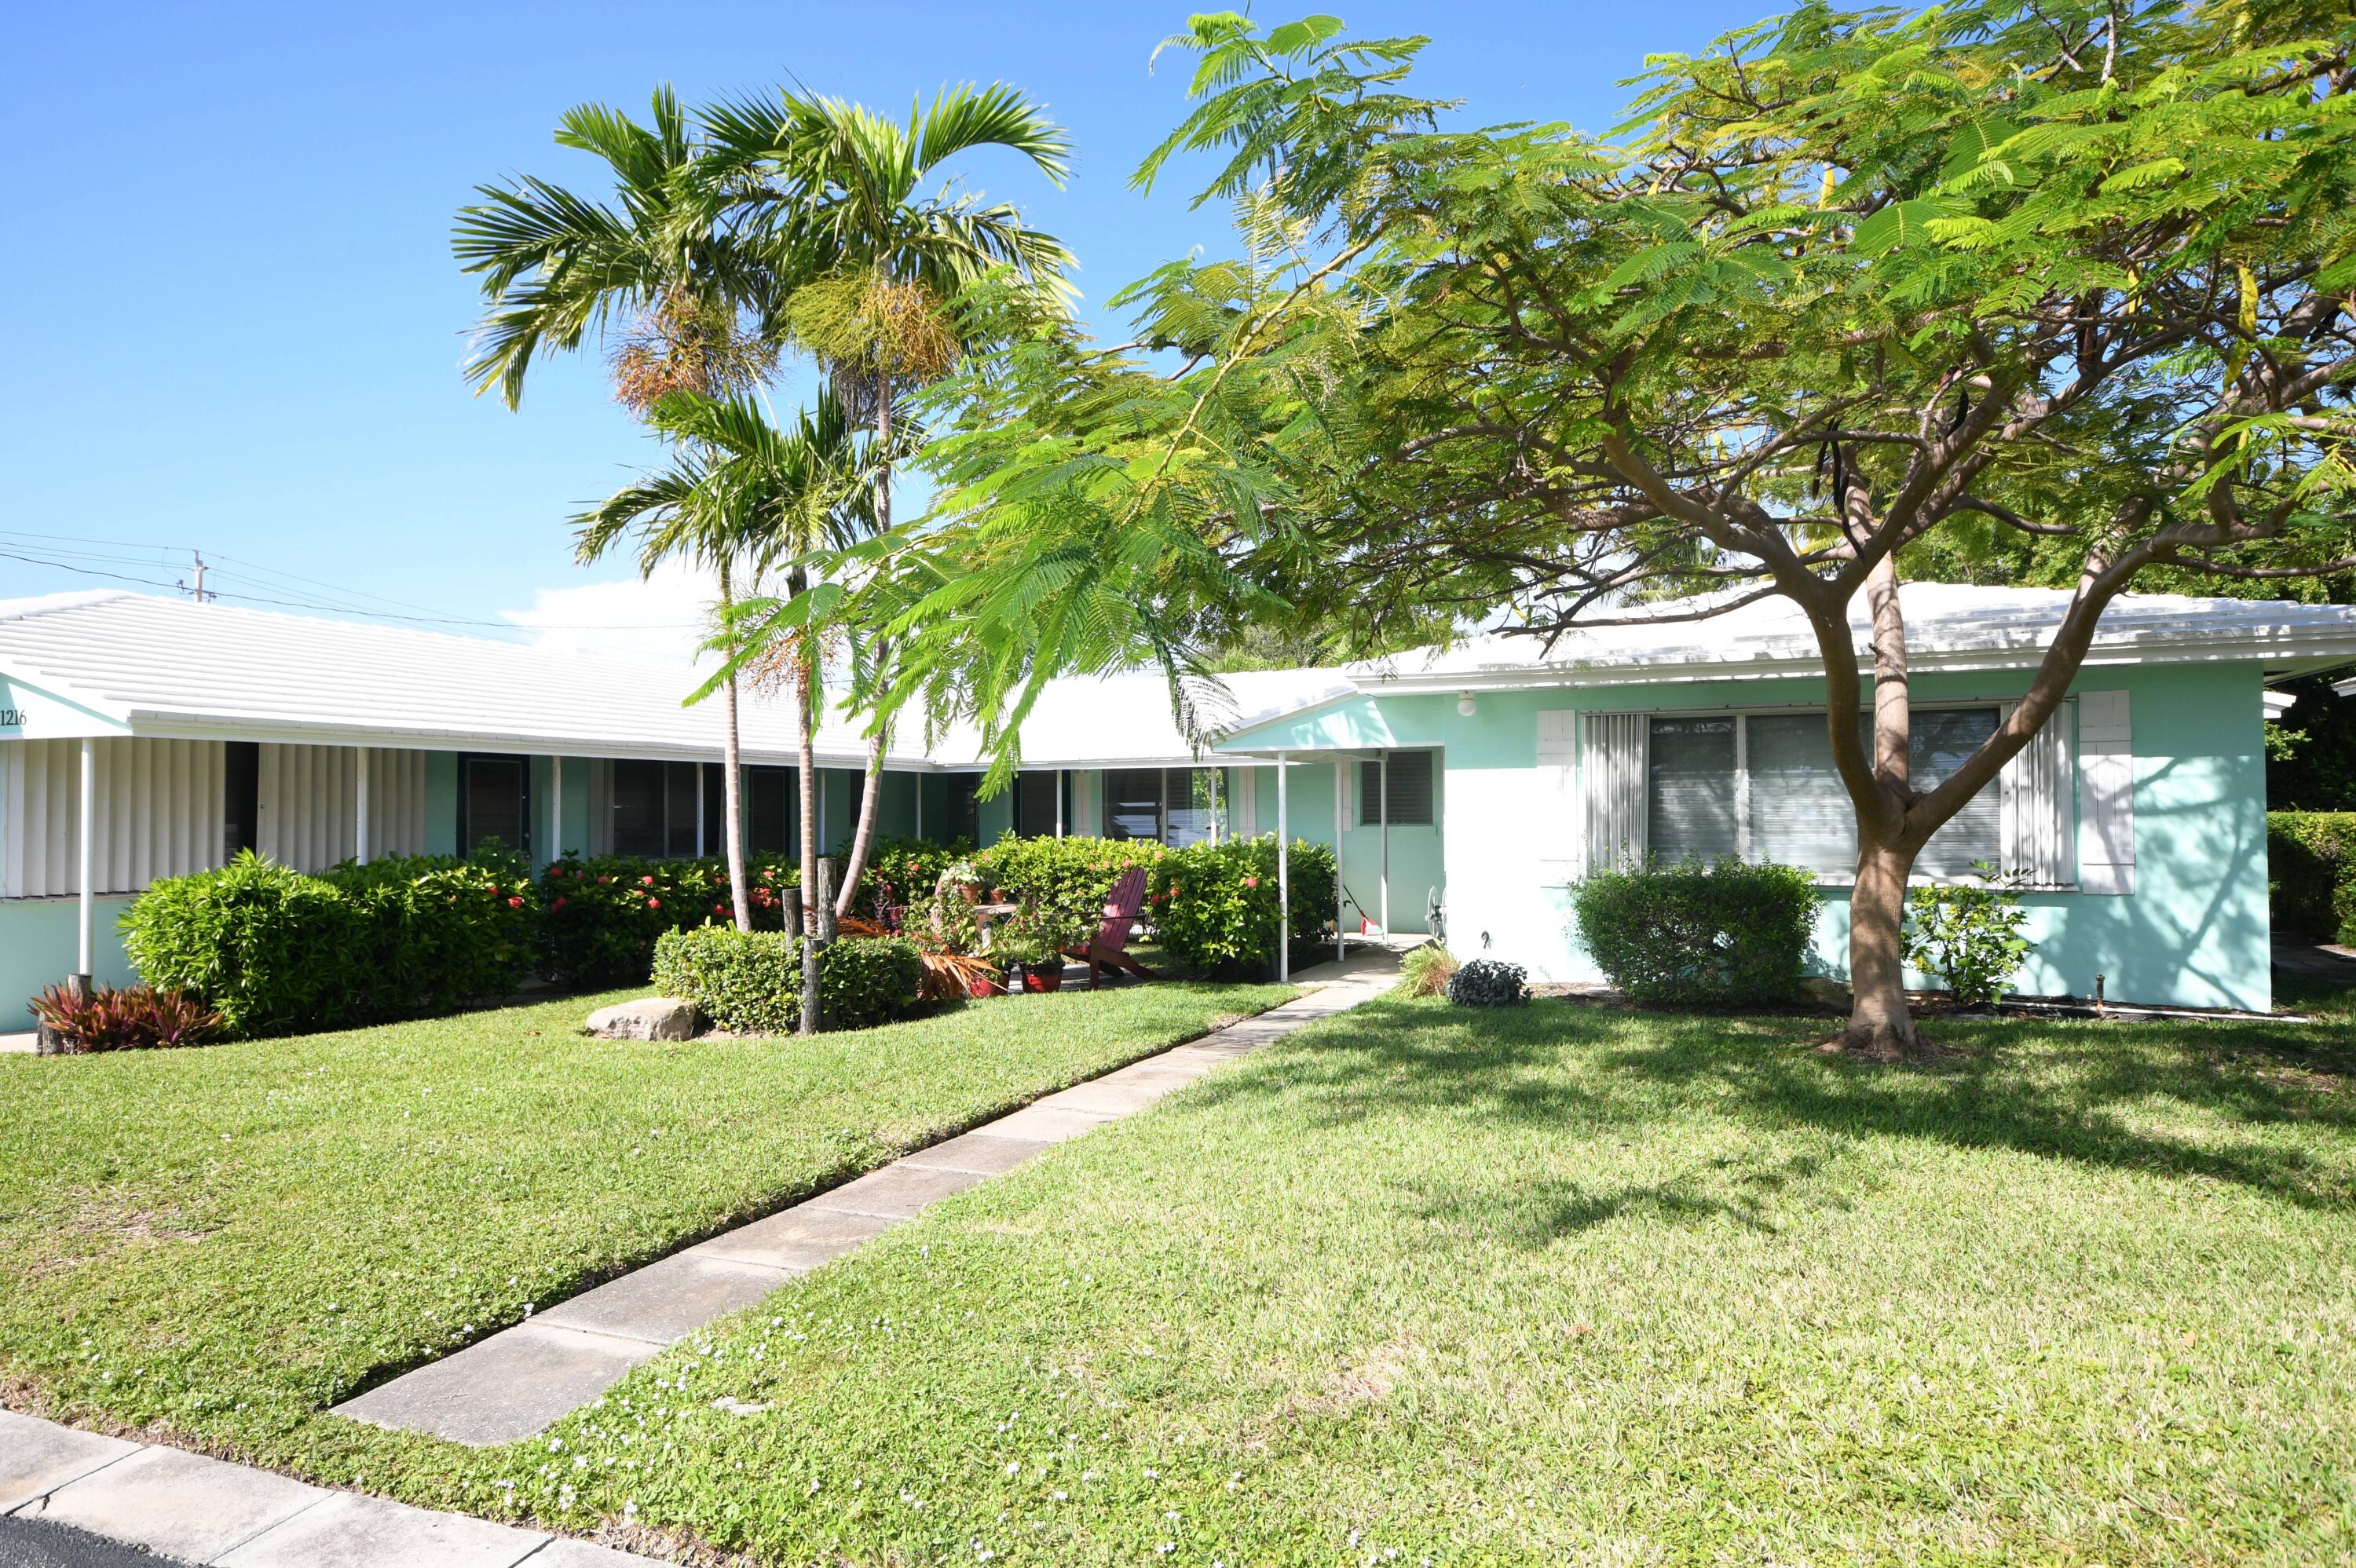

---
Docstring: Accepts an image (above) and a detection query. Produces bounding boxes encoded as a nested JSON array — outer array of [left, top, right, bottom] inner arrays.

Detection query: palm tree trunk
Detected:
[[833, 383, 895, 921], [792, 568, 821, 1036], [718, 561, 752, 933]]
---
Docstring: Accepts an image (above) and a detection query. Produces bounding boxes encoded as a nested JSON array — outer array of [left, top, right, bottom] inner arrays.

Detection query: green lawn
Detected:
[[0, 980, 1292, 1487], [495, 986, 2355, 1566]]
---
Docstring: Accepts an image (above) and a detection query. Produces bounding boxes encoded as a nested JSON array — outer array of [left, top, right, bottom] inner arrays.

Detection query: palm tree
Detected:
[[573, 389, 874, 919], [685, 84, 1074, 915], [455, 90, 781, 931]]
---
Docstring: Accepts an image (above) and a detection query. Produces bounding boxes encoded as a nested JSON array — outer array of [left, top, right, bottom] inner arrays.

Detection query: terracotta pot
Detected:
[[1023, 964, 1064, 993]]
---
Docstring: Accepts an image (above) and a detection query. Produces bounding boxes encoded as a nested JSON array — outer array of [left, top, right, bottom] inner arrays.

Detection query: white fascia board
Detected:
[[112, 711, 932, 769]]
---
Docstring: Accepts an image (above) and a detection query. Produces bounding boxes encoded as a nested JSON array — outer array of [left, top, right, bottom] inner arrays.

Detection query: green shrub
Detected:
[[1571, 857, 1820, 1006], [2268, 811, 2356, 943], [536, 852, 798, 985], [1148, 835, 1338, 977], [122, 848, 534, 1036], [851, 837, 975, 927], [1447, 957, 1527, 1007], [650, 927, 923, 1034], [1903, 861, 2035, 1007], [973, 836, 1163, 935]]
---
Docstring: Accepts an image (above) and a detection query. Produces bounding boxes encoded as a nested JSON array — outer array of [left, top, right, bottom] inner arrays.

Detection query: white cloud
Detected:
[[499, 557, 721, 669]]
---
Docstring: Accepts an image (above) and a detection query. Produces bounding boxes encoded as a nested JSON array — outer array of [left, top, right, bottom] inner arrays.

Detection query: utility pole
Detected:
[[179, 551, 213, 603]]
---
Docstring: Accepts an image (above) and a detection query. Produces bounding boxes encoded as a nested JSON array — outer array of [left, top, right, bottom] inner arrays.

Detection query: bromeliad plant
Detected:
[[29, 983, 223, 1052]]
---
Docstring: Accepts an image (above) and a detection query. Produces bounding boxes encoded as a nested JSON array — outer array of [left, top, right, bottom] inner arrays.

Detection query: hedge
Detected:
[[1570, 857, 1821, 1006], [649, 927, 923, 1034], [1147, 836, 1338, 977], [536, 852, 798, 986], [2268, 811, 2356, 944], [121, 848, 537, 1037]]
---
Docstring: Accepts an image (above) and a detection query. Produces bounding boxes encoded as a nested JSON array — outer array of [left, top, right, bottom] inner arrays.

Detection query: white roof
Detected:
[[6, 586, 2351, 766], [0, 591, 915, 766], [1347, 583, 2356, 695]]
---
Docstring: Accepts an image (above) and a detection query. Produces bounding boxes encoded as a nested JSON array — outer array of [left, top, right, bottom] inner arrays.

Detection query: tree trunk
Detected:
[[829, 381, 896, 923], [835, 718, 891, 922], [792, 568, 819, 1036], [1846, 550, 1922, 1058], [1845, 837, 1921, 1059], [717, 561, 751, 933]]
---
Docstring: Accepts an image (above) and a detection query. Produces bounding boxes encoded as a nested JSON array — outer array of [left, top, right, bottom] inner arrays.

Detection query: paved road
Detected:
[[0, 1516, 191, 1568]]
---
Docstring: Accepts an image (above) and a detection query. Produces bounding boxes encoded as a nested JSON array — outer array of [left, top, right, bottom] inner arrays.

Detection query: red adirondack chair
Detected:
[[1062, 864, 1158, 989]]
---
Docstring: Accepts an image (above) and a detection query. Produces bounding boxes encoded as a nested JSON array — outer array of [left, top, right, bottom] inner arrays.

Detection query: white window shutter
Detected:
[[1536, 711, 1577, 885], [2077, 689, 2135, 895], [1579, 711, 1649, 874], [1999, 700, 2072, 886]]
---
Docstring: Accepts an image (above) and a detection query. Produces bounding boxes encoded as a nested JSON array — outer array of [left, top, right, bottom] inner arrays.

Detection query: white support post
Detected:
[[1333, 760, 1346, 963], [1276, 752, 1290, 983], [77, 736, 94, 984], [355, 747, 370, 865], [1379, 749, 1391, 937]]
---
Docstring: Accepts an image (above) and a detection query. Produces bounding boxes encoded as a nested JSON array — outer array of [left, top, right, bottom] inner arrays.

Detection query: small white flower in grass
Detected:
[[1144, 1468, 1158, 1479], [622, 1501, 638, 1519], [1165, 1510, 1180, 1522], [1005, 1461, 1021, 1476], [1156, 1545, 1174, 1557]]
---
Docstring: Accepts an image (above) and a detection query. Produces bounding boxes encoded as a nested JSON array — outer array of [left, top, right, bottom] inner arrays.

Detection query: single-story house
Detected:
[[4, 583, 2352, 1018]]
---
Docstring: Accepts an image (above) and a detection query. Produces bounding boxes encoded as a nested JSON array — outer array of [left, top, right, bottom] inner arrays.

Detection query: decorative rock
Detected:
[[1798, 975, 1850, 1009], [584, 998, 697, 1041]]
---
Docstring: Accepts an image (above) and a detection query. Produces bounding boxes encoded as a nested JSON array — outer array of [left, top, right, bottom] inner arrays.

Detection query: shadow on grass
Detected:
[[1185, 992, 2354, 1221]]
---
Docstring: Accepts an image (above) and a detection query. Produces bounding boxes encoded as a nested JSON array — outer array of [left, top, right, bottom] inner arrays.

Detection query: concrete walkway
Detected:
[[0, 1409, 657, 1566], [338, 945, 1403, 1447]]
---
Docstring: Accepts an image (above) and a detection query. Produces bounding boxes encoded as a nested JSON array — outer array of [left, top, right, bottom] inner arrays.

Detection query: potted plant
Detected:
[[994, 908, 1070, 992]]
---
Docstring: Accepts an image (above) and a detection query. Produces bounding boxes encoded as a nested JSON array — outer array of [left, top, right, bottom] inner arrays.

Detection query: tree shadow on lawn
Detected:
[[1191, 998, 2354, 1224]]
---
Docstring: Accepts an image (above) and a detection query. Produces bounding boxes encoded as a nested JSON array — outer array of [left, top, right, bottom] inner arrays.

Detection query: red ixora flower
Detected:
[[646, 897, 662, 910], [1242, 875, 1260, 889], [598, 875, 613, 884], [552, 896, 568, 909], [640, 875, 656, 887], [507, 896, 524, 908]]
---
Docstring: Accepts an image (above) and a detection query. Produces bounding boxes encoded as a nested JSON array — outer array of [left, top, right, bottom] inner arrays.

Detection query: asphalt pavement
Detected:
[[0, 1516, 191, 1568]]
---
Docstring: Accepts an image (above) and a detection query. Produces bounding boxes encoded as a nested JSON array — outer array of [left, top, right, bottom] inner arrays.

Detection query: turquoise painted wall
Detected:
[[1, 896, 139, 1026], [1218, 663, 2272, 1011], [424, 751, 458, 856]]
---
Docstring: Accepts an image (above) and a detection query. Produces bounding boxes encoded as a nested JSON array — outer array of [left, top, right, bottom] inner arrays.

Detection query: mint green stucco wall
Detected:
[[424, 751, 458, 856], [1, 896, 139, 1027], [1220, 663, 2272, 1011]]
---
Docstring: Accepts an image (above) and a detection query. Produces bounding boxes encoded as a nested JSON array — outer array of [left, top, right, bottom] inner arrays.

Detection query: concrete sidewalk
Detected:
[[0, 1409, 657, 1566], [337, 945, 1401, 1446]]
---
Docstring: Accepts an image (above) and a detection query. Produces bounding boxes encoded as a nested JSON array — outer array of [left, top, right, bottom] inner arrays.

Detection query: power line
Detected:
[[2, 538, 712, 635]]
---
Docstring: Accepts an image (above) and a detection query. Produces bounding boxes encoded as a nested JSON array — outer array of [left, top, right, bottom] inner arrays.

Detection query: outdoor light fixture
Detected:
[[1457, 691, 1477, 716]]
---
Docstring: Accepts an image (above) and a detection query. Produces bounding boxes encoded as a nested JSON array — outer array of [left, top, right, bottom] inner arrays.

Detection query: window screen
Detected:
[[1747, 714, 1854, 875], [1015, 771, 1061, 838], [663, 762, 701, 857], [611, 760, 664, 856], [1104, 769, 1164, 842], [462, 755, 529, 857], [745, 766, 794, 855], [943, 773, 982, 844], [1647, 718, 1738, 864], [224, 740, 259, 856], [1164, 768, 1227, 847], [1356, 751, 1435, 826], [1911, 707, 2000, 876]]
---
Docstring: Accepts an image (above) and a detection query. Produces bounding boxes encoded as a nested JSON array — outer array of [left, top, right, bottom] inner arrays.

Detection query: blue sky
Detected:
[[3, 0, 1765, 655]]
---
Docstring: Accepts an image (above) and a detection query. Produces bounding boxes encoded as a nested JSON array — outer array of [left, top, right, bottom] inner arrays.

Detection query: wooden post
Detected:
[[800, 857, 835, 1035]]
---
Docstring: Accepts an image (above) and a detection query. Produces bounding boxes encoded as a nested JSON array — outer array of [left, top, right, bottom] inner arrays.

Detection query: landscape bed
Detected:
[[0, 978, 1294, 1497]]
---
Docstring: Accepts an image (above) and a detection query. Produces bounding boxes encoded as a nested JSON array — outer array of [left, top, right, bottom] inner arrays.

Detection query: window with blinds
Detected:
[[1355, 751, 1436, 825], [1640, 707, 2001, 875], [1105, 768, 1227, 845], [460, 755, 531, 857], [609, 759, 701, 857]]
